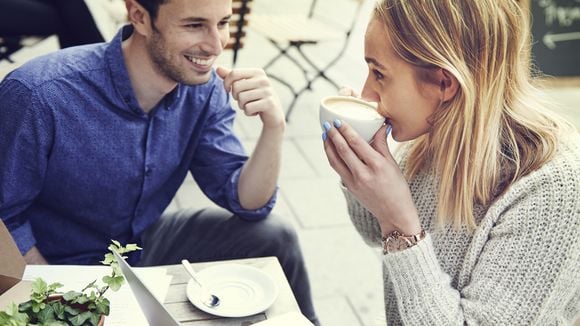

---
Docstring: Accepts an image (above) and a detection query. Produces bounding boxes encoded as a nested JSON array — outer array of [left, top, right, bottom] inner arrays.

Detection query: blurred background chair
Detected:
[[250, 0, 367, 121], [227, 0, 253, 67]]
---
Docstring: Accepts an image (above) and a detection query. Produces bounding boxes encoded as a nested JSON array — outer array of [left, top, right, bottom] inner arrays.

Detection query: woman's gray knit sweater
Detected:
[[342, 135, 580, 325]]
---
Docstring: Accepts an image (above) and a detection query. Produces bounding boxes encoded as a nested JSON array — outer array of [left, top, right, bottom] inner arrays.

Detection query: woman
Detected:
[[322, 0, 579, 324]]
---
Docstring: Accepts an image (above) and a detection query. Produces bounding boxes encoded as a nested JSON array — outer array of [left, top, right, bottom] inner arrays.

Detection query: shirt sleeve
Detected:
[[0, 78, 53, 255], [189, 85, 276, 220]]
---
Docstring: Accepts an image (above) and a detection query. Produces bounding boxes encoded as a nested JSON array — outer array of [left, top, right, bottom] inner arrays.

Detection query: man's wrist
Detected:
[[24, 246, 49, 265]]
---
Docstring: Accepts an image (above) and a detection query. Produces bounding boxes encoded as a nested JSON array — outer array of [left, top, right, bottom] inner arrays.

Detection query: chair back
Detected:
[[226, 0, 253, 66], [308, 0, 366, 37]]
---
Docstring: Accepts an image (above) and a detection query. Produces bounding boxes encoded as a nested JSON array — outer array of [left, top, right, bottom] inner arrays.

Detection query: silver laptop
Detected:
[[113, 250, 180, 326]]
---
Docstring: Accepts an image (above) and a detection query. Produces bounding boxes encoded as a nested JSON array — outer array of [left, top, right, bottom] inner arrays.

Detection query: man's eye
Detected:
[[373, 69, 384, 80], [218, 20, 230, 28], [186, 23, 202, 29]]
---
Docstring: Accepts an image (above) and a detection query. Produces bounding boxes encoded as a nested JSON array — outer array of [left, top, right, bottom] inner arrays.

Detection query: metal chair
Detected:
[[250, 0, 366, 121], [228, 0, 253, 67]]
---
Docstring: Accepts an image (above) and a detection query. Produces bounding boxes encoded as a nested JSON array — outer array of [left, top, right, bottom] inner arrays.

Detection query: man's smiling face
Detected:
[[146, 0, 232, 85]]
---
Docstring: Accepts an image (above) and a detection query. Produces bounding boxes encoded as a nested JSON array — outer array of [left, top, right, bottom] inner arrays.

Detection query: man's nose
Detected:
[[200, 27, 226, 55]]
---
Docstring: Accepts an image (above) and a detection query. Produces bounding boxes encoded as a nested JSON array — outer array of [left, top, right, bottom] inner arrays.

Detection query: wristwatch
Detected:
[[382, 229, 426, 254]]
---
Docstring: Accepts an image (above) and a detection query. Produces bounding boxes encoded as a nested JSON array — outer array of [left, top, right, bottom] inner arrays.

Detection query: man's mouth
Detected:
[[184, 55, 213, 67]]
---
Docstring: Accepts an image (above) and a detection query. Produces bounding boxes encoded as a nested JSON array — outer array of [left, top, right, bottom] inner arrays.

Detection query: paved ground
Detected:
[[2, 1, 579, 325]]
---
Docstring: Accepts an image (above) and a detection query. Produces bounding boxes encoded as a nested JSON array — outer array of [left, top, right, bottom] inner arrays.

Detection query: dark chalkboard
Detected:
[[529, 0, 580, 78]]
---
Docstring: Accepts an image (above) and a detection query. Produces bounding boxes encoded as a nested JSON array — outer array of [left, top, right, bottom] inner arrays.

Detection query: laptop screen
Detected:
[[113, 251, 180, 326]]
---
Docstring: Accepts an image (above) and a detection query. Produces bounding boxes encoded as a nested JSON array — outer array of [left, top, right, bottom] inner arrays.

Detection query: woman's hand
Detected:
[[323, 120, 422, 235]]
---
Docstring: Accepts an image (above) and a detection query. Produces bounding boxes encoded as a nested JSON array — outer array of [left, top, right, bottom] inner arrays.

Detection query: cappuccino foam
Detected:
[[326, 100, 382, 120]]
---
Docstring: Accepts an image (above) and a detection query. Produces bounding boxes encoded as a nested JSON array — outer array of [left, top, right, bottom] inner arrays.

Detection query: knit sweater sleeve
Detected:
[[343, 139, 580, 325]]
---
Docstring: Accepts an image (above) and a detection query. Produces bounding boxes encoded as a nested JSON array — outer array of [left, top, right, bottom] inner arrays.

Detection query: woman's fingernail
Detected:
[[322, 131, 327, 141], [333, 119, 342, 128], [323, 121, 331, 131]]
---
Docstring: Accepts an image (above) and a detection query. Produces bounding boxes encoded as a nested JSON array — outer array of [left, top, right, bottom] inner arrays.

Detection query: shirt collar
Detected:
[[106, 25, 145, 116], [106, 25, 185, 115]]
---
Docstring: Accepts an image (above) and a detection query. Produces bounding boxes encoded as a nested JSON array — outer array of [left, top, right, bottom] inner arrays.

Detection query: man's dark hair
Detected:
[[136, 0, 168, 20]]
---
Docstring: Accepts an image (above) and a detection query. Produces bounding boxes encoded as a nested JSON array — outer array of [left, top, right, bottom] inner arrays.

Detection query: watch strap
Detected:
[[382, 229, 426, 254]]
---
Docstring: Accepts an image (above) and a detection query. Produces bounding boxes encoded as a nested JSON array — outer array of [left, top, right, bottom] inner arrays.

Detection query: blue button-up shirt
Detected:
[[0, 26, 276, 265]]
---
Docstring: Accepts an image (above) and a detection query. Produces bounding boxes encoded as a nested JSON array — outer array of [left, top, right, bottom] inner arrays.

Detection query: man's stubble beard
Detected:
[[147, 27, 212, 86]]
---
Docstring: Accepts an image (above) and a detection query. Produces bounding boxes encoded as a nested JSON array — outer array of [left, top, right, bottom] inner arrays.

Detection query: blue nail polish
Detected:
[[323, 121, 331, 131], [386, 124, 392, 136], [322, 132, 327, 141], [333, 119, 342, 128]]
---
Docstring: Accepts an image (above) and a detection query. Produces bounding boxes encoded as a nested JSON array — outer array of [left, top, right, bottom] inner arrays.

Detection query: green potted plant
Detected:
[[0, 240, 141, 326]]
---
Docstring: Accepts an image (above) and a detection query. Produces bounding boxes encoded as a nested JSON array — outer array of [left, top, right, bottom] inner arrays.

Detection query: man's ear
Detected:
[[437, 68, 459, 103], [125, 0, 152, 36]]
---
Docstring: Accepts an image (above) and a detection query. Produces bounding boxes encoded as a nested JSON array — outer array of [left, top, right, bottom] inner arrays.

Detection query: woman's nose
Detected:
[[361, 81, 379, 103]]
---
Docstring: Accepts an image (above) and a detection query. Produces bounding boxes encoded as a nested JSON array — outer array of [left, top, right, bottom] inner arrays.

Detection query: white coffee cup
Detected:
[[319, 95, 385, 142]]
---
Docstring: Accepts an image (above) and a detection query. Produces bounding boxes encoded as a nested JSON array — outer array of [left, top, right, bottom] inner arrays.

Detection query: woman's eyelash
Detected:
[[373, 69, 384, 80]]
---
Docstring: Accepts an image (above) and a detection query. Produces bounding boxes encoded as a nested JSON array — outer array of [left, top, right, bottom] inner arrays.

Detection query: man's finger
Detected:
[[216, 66, 232, 90], [216, 66, 230, 79]]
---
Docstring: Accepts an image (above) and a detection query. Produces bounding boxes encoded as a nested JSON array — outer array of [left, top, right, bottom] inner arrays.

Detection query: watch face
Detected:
[[384, 235, 412, 253]]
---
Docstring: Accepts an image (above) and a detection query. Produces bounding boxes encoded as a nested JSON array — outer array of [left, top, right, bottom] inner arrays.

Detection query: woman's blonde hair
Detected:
[[374, 0, 574, 229]]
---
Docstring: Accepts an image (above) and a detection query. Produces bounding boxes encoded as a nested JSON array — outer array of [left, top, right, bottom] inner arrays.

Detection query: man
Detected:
[[0, 0, 319, 323]]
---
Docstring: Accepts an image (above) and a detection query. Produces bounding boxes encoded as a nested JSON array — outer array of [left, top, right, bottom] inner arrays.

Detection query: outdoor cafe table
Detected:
[[162, 256, 301, 325]]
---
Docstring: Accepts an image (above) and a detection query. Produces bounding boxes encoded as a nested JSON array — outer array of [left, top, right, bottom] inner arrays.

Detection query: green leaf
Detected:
[[51, 302, 66, 320], [125, 244, 142, 252], [44, 321, 68, 326], [69, 311, 93, 326], [88, 313, 101, 326], [31, 301, 46, 313], [0, 303, 29, 325], [31, 278, 48, 295], [62, 291, 81, 301], [95, 298, 110, 316], [36, 304, 55, 323], [47, 282, 64, 293], [100, 253, 114, 266], [0, 314, 27, 326], [18, 300, 33, 313], [72, 294, 90, 305], [64, 305, 81, 316], [102, 275, 124, 292]]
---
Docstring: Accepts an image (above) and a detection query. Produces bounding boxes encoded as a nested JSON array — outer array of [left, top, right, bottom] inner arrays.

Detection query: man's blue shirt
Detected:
[[0, 26, 276, 265]]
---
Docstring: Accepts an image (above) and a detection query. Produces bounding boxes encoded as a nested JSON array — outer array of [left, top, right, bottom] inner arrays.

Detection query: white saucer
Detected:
[[185, 263, 279, 318]]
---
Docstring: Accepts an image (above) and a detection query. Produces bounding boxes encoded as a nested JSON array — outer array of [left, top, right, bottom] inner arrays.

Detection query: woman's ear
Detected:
[[438, 68, 459, 103], [125, 0, 151, 36]]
